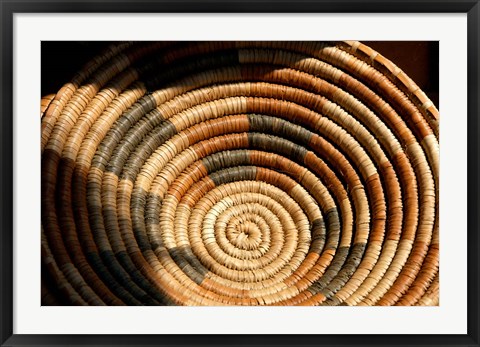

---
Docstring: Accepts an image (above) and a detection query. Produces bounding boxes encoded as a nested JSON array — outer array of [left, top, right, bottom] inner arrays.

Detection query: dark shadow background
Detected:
[[41, 41, 439, 108], [365, 41, 439, 108]]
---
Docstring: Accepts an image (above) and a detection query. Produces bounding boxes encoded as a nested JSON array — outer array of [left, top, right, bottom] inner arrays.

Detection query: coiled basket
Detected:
[[41, 41, 439, 306]]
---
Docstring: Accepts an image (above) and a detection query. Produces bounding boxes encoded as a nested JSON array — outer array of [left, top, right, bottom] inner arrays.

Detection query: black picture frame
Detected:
[[1, 1, 478, 346]]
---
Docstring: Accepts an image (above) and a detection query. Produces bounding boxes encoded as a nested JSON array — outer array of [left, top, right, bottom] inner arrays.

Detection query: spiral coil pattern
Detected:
[[41, 41, 439, 306]]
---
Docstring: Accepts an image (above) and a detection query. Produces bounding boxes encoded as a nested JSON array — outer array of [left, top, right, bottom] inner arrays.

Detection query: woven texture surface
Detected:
[[41, 41, 439, 306]]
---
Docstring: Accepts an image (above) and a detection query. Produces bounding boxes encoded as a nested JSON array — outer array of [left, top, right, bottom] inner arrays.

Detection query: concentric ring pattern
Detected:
[[41, 41, 439, 306]]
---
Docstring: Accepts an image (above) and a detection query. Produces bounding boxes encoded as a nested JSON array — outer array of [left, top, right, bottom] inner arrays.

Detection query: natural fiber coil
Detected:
[[41, 41, 439, 306]]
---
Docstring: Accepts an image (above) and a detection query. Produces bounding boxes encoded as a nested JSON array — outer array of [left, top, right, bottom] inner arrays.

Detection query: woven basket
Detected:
[[41, 41, 439, 306]]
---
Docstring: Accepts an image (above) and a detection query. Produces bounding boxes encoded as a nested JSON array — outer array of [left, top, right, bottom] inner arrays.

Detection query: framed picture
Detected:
[[1, 1, 478, 346]]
